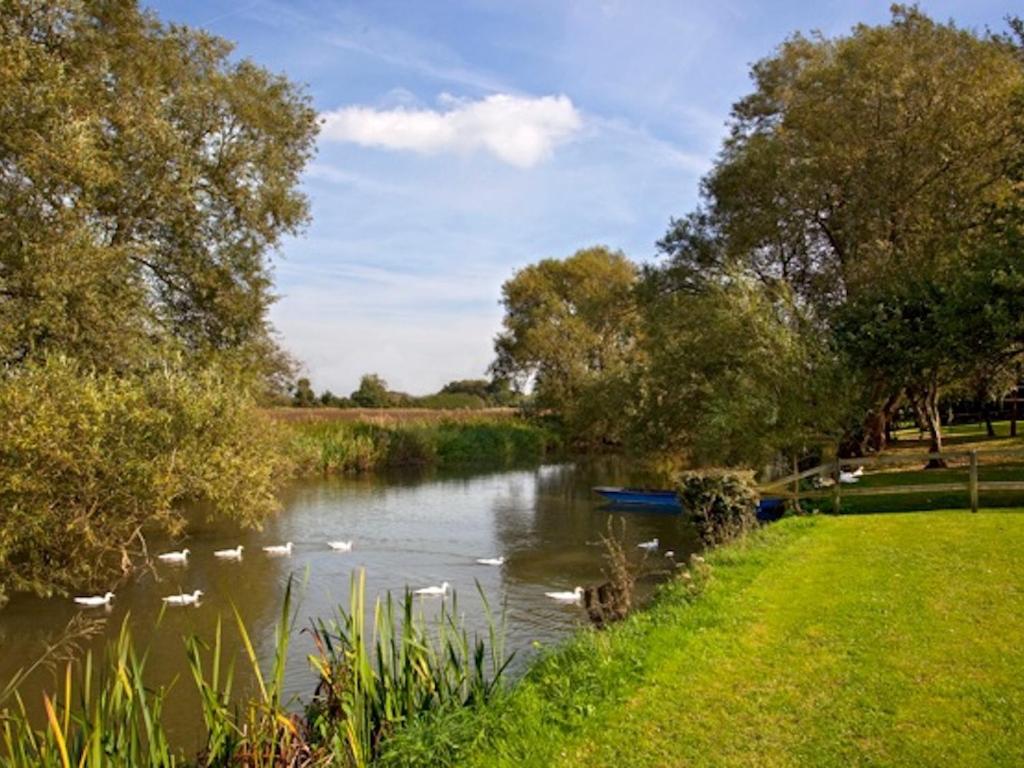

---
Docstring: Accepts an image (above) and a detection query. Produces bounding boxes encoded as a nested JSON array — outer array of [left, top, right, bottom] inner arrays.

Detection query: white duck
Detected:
[[545, 586, 584, 605], [262, 542, 293, 556], [637, 538, 659, 552], [162, 590, 203, 606], [839, 467, 865, 484], [414, 582, 450, 597], [157, 548, 190, 563], [327, 540, 353, 552], [214, 545, 244, 560], [74, 592, 114, 607], [476, 556, 505, 566]]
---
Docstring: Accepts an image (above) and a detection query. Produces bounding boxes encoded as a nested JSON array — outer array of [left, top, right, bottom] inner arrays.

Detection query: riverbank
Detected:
[[378, 511, 1024, 767], [281, 416, 560, 474]]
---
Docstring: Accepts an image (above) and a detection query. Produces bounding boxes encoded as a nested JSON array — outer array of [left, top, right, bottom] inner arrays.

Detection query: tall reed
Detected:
[[305, 571, 512, 767], [185, 577, 314, 766], [1, 576, 511, 767], [0, 616, 177, 767]]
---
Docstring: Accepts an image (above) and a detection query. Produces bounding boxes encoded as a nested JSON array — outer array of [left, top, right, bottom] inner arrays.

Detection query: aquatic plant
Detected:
[[305, 570, 512, 767], [286, 419, 557, 475], [186, 578, 314, 767], [0, 576, 510, 767], [0, 616, 177, 768]]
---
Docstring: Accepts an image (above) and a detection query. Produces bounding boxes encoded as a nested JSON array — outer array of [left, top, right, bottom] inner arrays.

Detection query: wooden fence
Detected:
[[758, 448, 1024, 514]]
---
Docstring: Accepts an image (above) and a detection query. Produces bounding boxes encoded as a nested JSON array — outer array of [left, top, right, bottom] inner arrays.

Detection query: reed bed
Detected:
[[0, 576, 510, 767], [285, 419, 558, 475], [266, 408, 518, 426]]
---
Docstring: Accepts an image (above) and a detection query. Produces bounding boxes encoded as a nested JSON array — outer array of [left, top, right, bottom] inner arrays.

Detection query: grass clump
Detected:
[[0, 576, 510, 767], [306, 571, 511, 767]]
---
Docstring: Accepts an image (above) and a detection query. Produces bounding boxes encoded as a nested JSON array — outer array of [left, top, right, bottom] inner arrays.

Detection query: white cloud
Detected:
[[319, 94, 583, 168]]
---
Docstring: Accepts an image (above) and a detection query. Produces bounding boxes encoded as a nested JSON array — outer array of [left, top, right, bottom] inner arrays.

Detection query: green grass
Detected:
[[380, 512, 1024, 767]]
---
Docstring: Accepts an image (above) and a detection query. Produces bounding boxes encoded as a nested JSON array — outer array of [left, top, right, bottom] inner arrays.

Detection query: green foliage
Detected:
[[0, 575, 510, 767], [0, 0, 316, 390], [677, 470, 759, 546], [0, 357, 284, 603], [0, 616, 178, 767], [306, 571, 512, 767], [350, 373, 394, 408], [286, 420, 557, 474], [186, 578, 313, 766], [415, 392, 488, 410], [650, 6, 1024, 458], [631, 277, 853, 466], [292, 377, 318, 407], [438, 378, 520, 407], [492, 246, 639, 446]]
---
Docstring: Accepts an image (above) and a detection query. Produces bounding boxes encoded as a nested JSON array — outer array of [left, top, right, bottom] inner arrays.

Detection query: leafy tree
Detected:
[[292, 377, 317, 407], [631, 276, 852, 467], [0, 1, 318, 387], [440, 379, 492, 400], [438, 377, 520, 406], [0, 1, 317, 598], [657, 6, 1024, 457], [492, 246, 639, 445], [351, 373, 393, 408]]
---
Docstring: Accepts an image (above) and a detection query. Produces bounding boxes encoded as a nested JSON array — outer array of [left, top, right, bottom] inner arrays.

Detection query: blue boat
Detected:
[[593, 487, 785, 520], [593, 486, 681, 510]]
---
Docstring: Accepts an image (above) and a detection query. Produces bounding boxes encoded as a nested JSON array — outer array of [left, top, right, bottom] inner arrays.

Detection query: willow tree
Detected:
[[0, 1, 318, 600], [658, 6, 1024, 456], [492, 246, 639, 446], [0, 0, 318, 387]]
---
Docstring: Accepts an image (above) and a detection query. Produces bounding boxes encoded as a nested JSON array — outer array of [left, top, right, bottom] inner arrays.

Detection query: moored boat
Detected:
[[593, 487, 785, 520]]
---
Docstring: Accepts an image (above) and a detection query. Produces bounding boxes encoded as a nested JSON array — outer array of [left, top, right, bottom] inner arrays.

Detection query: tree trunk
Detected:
[[983, 401, 995, 438], [1012, 368, 1020, 438], [923, 381, 946, 469]]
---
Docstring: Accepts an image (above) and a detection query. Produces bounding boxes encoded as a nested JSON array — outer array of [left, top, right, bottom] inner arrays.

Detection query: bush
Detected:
[[0, 357, 284, 603], [678, 470, 759, 546]]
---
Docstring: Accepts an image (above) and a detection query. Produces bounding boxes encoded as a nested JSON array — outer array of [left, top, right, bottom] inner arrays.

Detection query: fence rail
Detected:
[[758, 449, 1024, 513]]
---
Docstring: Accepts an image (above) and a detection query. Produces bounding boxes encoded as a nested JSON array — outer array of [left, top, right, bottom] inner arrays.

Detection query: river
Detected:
[[0, 460, 698, 751]]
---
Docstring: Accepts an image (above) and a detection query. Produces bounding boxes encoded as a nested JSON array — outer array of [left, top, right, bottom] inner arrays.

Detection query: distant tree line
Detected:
[[289, 373, 522, 409], [494, 7, 1024, 467]]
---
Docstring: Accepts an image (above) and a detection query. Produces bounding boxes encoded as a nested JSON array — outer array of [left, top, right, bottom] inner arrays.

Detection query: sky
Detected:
[[147, 0, 1013, 396]]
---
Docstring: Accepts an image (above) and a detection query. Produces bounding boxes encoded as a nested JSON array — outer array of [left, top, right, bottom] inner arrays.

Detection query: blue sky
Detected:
[[148, 1, 1013, 396]]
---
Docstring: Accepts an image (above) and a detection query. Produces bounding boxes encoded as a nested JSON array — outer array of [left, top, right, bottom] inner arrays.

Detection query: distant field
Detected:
[[265, 406, 520, 424]]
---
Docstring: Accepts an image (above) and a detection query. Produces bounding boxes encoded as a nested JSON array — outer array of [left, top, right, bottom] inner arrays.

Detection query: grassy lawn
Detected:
[[787, 421, 1024, 514], [392, 513, 1024, 767]]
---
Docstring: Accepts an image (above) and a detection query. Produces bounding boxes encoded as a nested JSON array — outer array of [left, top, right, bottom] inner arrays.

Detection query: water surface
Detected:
[[0, 460, 697, 749]]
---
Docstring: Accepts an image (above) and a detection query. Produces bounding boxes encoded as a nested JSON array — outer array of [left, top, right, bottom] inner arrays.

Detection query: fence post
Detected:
[[792, 456, 800, 511], [969, 450, 979, 514], [832, 459, 842, 515]]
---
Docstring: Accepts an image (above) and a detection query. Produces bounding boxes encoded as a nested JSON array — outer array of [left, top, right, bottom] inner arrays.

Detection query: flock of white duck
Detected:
[[74, 537, 667, 610]]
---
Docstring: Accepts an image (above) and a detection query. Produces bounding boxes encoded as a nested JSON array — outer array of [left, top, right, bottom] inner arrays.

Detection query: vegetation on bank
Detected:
[[1, 3, 317, 602], [376, 512, 1024, 767], [0, 576, 512, 767], [0, 359, 284, 606], [282, 418, 559, 475]]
